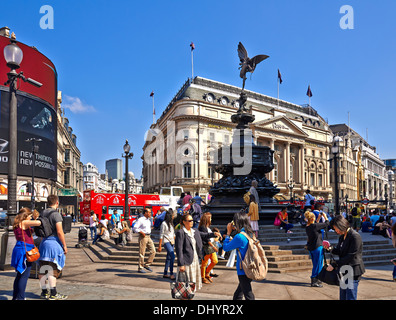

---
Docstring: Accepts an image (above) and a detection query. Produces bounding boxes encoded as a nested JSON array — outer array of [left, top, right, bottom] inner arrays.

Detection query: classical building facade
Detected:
[[330, 124, 388, 208], [142, 77, 333, 201], [56, 91, 84, 197]]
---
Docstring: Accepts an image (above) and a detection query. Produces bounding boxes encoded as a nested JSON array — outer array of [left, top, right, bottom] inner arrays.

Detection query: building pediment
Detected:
[[255, 115, 308, 137]]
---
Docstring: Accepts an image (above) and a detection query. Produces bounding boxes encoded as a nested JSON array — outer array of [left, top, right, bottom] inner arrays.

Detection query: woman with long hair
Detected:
[[11, 208, 41, 300], [247, 194, 259, 237], [158, 210, 176, 279], [222, 210, 255, 300], [198, 212, 218, 284]]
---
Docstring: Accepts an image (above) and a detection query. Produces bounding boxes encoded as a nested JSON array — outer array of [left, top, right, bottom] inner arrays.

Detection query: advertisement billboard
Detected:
[[0, 34, 58, 180], [0, 35, 58, 109], [0, 89, 57, 180]]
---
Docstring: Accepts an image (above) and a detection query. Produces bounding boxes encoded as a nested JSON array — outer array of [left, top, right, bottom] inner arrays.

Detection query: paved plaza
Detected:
[[0, 224, 395, 301]]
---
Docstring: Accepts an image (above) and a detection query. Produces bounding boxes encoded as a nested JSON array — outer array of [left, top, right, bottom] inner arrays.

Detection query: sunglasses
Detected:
[[186, 220, 194, 222]]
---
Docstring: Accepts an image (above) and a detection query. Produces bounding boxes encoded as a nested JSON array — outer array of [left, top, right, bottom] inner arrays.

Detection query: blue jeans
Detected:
[[340, 279, 360, 300], [309, 246, 324, 278], [89, 226, 97, 240], [13, 262, 32, 300], [393, 265, 396, 279], [164, 242, 175, 276]]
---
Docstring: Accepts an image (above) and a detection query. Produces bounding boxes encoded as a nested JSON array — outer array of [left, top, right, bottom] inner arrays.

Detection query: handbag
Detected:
[[203, 243, 216, 256], [22, 226, 40, 263], [317, 228, 339, 286], [170, 271, 196, 300], [274, 213, 281, 226], [317, 250, 340, 286]]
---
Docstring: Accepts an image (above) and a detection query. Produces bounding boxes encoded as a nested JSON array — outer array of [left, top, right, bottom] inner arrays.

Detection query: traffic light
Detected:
[[26, 182, 32, 194]]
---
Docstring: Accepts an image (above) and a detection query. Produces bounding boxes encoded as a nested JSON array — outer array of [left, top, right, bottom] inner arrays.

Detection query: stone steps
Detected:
[[85, 226, 396, 274]]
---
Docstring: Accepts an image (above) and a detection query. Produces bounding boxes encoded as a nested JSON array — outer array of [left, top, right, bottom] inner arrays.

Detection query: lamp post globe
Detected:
[[123, 140, 131, 154], [4, 42, 23, 70], [331, 136, 342, 155]]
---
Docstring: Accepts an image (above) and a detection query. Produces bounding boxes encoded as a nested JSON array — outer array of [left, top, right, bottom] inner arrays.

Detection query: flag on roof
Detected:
[[278, 69, 282, 84], [306, 85, 312, 97]]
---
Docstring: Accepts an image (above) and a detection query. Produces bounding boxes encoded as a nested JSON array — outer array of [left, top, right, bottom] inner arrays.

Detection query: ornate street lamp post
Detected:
[[0, 37, 42, 269], [122, 140, 133, 226], [288, 178, 295, 203], [388, 170, 394, 210], [331, 136, 342, 215]]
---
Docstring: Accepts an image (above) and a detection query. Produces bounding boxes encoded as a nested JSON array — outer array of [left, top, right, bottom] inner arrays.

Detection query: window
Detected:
[[64, 149, 70, 163], [318, 174, 323, 187], [273, 159, 278, 182], [64, 168, 70, 185], [183, 162, 191, 178], [310, 173, 315, 186]]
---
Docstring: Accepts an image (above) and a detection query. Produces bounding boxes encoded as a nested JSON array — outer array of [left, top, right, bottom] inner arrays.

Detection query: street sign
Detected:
[[362, 198, 369, 205]]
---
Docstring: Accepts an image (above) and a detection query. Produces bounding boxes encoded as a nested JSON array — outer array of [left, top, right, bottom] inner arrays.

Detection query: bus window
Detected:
[[172, 187, 183, 197], [129, 206, 144, 215], [108, 206, 124, 217]]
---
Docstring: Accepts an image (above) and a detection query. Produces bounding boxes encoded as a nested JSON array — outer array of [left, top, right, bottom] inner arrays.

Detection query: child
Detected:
[[212, 227, 225, 260]]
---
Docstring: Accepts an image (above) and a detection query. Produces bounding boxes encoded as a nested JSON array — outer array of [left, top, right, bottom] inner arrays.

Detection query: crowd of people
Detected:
[[282, 189, 396, 300], [8, 185, 396, 301]]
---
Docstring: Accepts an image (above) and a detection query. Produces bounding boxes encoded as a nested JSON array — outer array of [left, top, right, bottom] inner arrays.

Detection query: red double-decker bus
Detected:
[[80, 190, 166, 225]]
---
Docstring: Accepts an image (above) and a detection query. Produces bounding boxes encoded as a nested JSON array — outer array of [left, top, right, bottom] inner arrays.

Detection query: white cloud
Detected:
[[63, 95, 96, 113]]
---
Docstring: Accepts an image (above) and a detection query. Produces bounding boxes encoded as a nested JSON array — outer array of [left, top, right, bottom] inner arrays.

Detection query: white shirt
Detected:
[[160, 221, 175, 244], [133, 216, 152, 235]]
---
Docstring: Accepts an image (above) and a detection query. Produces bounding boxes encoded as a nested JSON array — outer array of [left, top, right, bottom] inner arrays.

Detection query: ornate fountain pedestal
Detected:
[[204, 91, 284, 224]]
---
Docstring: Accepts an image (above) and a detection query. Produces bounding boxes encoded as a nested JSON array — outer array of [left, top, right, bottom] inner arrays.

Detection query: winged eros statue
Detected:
[[238, 42, 269, 90]]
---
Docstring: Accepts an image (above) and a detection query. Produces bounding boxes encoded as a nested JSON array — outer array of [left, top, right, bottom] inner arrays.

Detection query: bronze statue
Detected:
[[238, 42, 269, 90]]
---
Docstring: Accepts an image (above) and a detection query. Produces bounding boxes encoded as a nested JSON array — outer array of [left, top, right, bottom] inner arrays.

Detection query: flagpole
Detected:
[[152, 94, 155, 124], [190, 42, 195, 82], [277, 77, 279, 107]]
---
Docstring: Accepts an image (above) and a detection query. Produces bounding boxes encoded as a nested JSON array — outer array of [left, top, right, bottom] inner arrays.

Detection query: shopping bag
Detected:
[[226, 249, 236, 268], [170, 271, 196, 300]]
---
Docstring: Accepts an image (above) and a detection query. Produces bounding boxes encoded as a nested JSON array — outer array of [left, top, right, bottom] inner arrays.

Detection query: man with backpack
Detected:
[[37, 195, 68, 300]]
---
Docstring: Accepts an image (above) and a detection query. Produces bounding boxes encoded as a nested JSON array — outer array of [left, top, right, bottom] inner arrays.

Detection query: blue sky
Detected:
[[1, 0, 395, 177]]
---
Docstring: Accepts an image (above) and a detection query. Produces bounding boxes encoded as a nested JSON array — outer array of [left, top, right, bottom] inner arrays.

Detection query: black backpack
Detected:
[[34, 209, 56, 238]]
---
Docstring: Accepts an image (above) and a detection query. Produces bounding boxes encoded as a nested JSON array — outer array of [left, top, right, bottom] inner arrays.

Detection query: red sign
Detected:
[[362, 198, 369, 205], [0, 35, 57, 109], [80, 190, 163, 225]]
